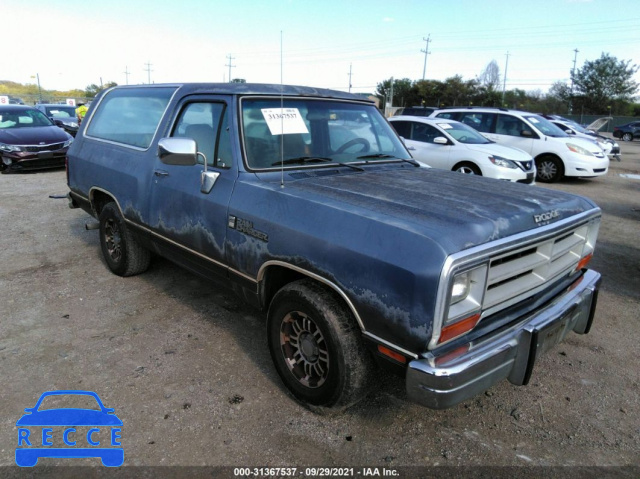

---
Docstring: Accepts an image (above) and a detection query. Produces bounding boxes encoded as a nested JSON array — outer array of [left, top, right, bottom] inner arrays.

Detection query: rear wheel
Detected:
[[99, 202, 150, 276], [536, 155, 564, 183], [622, 132, 633, 142], [267, 279, 375, 412], [453, 162, 481, 175]]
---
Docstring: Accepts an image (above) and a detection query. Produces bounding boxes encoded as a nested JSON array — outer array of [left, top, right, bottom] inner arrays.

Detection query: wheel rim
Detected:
[[104, 218, 123, 263], [279, 310, 329, 388], [538, 160, 557, 181], [623, 133, 632, 141], [456, 166, 476, 174]]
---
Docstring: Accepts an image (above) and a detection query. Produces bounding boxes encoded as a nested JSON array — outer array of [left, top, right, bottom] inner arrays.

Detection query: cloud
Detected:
[[383, 17, 394, 22]]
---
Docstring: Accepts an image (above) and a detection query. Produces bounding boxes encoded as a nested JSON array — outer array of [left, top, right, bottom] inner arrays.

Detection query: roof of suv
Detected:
[[104, 83, 372, 103]]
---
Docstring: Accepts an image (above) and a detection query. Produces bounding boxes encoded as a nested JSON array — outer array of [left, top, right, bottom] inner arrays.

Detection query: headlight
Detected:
[[0, 142, 23, 153], [63, 138, 74, 148], [488, 155, 518, 169], [451, 272, 471, 304], [566, 143, 593, 156], [436, 263, 488, 345], [67, 122, 79, 128]]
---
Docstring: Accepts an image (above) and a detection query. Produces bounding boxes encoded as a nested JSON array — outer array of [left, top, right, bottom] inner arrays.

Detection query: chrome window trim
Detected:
[[429, 208, 601, 350]]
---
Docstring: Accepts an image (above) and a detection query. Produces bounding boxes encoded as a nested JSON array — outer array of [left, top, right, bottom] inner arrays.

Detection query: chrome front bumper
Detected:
[[406, 269, 601, 409]]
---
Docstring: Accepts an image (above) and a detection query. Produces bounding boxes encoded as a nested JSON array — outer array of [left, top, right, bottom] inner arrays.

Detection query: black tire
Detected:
[[622, 132, 633, 142], [535, 155, 564, 183], [99, 202, 150, 276], [453, 162, 481, 175], [267, 279, 375, 412]]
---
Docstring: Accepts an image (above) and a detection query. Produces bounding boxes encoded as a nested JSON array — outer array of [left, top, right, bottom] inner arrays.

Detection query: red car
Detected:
[[0, 105, 73, 173]]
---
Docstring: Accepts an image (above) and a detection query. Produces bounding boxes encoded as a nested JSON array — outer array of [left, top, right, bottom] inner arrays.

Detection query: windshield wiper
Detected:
[[357, 153, 420, 167], [272, 156, 364, 171]]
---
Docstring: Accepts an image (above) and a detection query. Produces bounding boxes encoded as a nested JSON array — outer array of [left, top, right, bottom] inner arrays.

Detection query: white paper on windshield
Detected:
[[529, 117, 540, 124], [261, 108, 309, 135], [438, 123, 453, 129]]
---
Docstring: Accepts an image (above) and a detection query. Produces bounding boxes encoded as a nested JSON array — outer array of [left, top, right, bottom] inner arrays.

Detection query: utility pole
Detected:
[[226, 54, 236, 83], [144, 61, 153, 84], [123, 66, 130, 85], [569, 48, 579, 114], [421, 35, 431, 81], [36, 73, 42, 103], [388, 76, 394, 111], [348, 63, 353, 93], [502, 51, 510, 106]]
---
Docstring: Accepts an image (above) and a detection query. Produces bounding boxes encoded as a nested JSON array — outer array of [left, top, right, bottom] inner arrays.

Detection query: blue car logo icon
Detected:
[[15, 390, 123, 467]]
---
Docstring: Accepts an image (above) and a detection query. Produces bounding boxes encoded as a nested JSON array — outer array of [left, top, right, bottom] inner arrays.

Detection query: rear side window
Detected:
[[458, 112, 495, 133], [86, 87, 176, 149]]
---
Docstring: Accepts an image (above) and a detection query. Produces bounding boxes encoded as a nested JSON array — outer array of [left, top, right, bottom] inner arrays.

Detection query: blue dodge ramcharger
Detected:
[[67, 83, 601, 411]]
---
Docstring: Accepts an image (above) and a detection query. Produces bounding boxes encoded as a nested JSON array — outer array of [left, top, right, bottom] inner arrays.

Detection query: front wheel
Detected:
[[622, 132, 633, 142], [267, 279, 375, 412], [453, 162, 481, 175], [99, 202, 150, 276], [535, 156, 564, 183]]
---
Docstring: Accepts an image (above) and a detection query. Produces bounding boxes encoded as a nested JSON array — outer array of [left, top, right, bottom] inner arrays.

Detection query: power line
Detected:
[[226, 54, 236, 83], [421, 35, 431, 80], [144, 61, 153, 84]]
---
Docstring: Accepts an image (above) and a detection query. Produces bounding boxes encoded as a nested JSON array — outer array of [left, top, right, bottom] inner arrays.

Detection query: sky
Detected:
[[3, 0, 640, 98]]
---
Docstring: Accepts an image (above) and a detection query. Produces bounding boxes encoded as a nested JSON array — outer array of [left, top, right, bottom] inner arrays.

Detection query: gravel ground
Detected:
[[1, 135, 639, 478]]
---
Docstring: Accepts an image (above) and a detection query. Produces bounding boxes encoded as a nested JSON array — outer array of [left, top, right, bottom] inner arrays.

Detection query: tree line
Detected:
[[376, 53, 639, 116]]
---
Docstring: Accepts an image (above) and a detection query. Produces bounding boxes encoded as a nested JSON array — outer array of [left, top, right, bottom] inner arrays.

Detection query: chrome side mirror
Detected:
[[158, 138, 198, 166]]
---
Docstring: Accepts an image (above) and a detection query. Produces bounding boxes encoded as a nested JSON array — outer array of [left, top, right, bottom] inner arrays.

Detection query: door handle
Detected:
[[154, 169, 169, 177]]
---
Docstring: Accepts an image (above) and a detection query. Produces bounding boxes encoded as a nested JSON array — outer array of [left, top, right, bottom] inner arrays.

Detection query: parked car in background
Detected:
[[0, 105, 73, 173], [430, 108, 609, 183], [393, 106, 437, 117], [613, 121, 640, 142], [389, 116, 535, 183], [34, 104, 79, 137], [541, 114, 620, 161]]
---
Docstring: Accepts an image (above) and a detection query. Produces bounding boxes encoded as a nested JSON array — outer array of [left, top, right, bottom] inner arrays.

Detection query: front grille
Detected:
[[594, 168, 607, 173], [483, 223, 589, 311], [23, 143, 65, 152], [517, 160, 533, 171]]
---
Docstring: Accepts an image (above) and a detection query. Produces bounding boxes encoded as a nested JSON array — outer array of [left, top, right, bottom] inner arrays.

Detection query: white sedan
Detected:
[[389, 116, 536, 183]]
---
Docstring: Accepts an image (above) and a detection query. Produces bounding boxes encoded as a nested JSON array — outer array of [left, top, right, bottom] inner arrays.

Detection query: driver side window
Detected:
[[171, 102, 232, 168]]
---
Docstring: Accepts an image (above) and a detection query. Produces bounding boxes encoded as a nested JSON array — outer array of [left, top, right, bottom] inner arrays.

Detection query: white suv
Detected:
[[430, 108, 609, 182]]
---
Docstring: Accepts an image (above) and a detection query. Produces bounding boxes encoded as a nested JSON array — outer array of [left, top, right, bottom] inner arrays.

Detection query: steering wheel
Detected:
[[335, 138, 370, 154], [457, 136, 468, 142]]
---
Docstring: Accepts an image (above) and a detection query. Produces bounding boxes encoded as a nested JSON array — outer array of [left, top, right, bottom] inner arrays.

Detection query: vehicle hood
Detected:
[[16, 409, 123, 426], [560, 136, 603, 154], [463, 142, 532, 161], [0, 126, 70, 145], [281, 166, 597, 255]]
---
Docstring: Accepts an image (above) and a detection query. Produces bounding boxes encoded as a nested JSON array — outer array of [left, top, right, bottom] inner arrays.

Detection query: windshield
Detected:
[[241, 98, 409, 169], [436, 121, 491, 144], [0, 109, 53, 129], [524, 115, 568, 138], [45, 106, 77, 119]]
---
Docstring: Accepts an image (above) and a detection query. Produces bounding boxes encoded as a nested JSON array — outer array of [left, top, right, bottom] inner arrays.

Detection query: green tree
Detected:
[[375, 78, 416, 107], [571, 53, 639, 114], [231, 78, 246, 83], [85, 81, 118, 98]]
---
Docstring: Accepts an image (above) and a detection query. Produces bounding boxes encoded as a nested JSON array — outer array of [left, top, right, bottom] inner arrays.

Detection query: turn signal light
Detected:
[[377, 345, 407, 364], [438, 313, 481, 344], [576, 253, 593, 272]]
